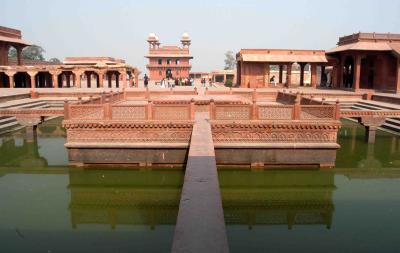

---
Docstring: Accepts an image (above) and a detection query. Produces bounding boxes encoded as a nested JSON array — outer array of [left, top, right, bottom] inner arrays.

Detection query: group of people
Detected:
[[159, 77, 194, 88], [143, 74, 214, 88]]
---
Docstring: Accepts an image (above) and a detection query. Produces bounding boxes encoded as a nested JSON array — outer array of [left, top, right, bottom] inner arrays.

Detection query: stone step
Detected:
[[360, 101, 400, 110], [353, 103, 381, 110], [0, 99, 45, 109], [0, 120, 20, 132], [386, 118, 400, 127], [381, 122, 400, 133], [0, 116, 17, 125]]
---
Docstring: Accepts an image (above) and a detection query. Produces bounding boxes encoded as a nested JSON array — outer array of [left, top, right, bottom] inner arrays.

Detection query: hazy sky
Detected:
[[2, 0, 400, 73]]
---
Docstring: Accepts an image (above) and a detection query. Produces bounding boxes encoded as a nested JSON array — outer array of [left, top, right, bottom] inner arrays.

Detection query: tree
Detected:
[[48, 58, 61, 63], [224, 50, 236, 70], [8, 45, 45, 61]]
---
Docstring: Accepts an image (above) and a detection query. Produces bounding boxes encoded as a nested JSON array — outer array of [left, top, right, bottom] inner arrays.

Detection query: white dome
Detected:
[[148, 33, 156, 39], [155, 36, 159, 41], [182, 32, 190, 38]]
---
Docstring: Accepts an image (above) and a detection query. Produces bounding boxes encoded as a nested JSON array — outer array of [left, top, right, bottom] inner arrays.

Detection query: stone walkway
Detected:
[[172, 112, 229, 253]]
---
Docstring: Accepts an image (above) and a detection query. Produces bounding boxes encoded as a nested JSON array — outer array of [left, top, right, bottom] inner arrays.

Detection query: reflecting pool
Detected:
[[0, 118, 400, 252], [220, 120, 400, 253], [0, 119, 184, 253]]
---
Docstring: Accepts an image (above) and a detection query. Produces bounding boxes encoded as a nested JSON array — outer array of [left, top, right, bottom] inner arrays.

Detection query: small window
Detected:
[[158, 59, 162, 65], [176, 59, 180, 65], [167, 59, 171, 65], [159, 71, 162, 75]]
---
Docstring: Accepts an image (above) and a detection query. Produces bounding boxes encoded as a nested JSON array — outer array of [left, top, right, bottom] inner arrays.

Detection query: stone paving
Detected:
[[172, 112, 229, 253]]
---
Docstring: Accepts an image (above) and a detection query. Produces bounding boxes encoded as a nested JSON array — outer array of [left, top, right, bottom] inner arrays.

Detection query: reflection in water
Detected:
[[68, 169, 183, 230], [1, 119, 400, 252], [219, 170, 334, 229]]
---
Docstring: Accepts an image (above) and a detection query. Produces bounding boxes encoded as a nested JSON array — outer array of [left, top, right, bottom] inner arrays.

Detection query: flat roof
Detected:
[[237, 49, 327, 63]]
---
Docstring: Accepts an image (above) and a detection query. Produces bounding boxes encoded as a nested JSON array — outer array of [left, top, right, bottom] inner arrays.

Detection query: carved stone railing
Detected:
[[64, 99, 195, 121], [210, 101, 340, 121]]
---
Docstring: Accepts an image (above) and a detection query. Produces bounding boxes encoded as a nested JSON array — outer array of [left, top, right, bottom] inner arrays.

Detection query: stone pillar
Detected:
[[338, 57, 344, 89], [25, 124, 38, 143], [107, 72, 112, 88], [354, 55, 361, 91], [279, 65, 283, 84], [321, 65, 326, 86], [16, 46, 23, 66], [121, 71, 127, 88], [27, 71, 37, 90], [396, 57, 400, 94], [50, 71, 60, 88], [360, 117, 386, 144], [286, 63, 292, 87], [73, 71, 82, 88], [87, 72, 92, 88], [264, 63, 270, 87], [311, 63, 317, 88], [6, 72, 15, 88], [115, 73, 120, 88], [299, 63, 305, 86], [135, 73, 139, 88], [98, 71, 105, 88], [66, 73, 71, 88]]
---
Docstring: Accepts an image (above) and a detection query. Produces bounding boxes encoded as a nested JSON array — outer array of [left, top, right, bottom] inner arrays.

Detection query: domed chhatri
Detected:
[[181, 32, 190, 39]]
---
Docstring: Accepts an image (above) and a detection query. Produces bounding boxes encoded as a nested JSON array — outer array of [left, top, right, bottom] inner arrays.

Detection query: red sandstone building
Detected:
[[145, 33, 193, 82], [237, 33, 400, 93], [236, 49, 329, 88], [0, 26, 140, 89], [326, 33, 400, 93]]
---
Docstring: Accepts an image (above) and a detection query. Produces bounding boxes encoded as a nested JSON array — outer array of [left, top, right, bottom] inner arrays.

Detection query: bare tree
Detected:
[[224, 50, 236, 70]]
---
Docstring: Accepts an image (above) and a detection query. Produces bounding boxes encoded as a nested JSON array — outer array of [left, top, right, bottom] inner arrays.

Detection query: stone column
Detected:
[[354, 55, 361, 91], [338, 57, 344, 89], [87, 72, 92, 88], [50, 71, 60, 88], [97, 71, 105, 88], [286, 63, 292, 87], [16, 46, 23, 66], [25, 124, 38, 143], [264, 63, 270, 87], [321, 65, 326, 86], [396, 57, 400, 94], [5, 71, 15, 88], [27, 71, 37, 90], [73, 71, 82, 88], [66, 73, 71, 88], [107, 72, 112, 88], [299, 63, 306, 86], [279, 65, 283, 84], [360, 117, 386, 144], [121, 71, 127, 88], [311, 63, 317, 88]]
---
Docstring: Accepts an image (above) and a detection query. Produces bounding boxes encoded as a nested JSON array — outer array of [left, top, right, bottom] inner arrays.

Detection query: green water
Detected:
[[220, 120, 400, 253], [0, 119, 400, 252]]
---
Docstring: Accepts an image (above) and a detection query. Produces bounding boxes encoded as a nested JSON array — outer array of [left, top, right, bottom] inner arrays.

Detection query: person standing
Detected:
[[144, 74, 149, 88]]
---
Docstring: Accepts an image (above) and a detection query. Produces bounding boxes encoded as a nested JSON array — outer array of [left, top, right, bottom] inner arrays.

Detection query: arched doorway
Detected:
[[35, 72, 53, 88], [0, 72, 10, 88], [84, 71, 99, 88], [14, 72, 31, 88], [166, 69, 172, 79], [344, 56, 354, 88]]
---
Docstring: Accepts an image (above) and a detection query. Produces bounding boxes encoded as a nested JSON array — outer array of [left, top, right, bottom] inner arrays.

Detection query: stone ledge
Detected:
[[214, 143, 341, 149], [65, 142, 189, 148]]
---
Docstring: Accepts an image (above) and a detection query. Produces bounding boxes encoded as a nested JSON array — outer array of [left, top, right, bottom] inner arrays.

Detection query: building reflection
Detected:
[[0, 134, 47, 167], [219, 170, 335, 229], [68, 169, 335, 230], [68, 169, 183, 230]]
